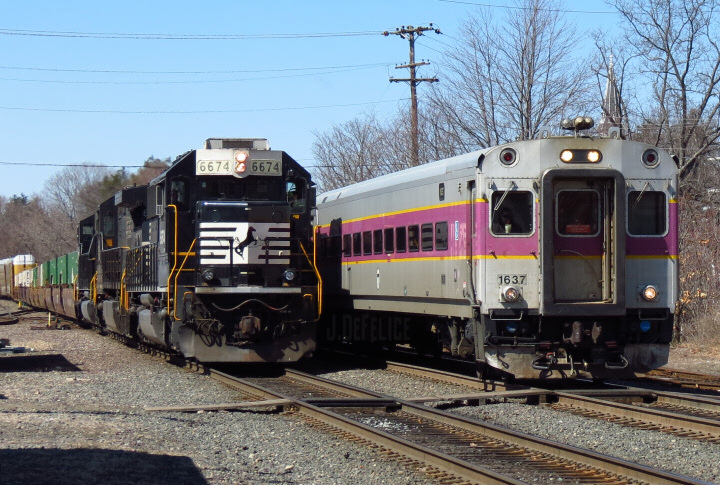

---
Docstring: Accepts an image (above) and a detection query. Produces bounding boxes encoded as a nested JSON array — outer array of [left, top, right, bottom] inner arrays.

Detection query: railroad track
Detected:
[[387, 359, 720, 445], [48, 320, 717, 483], [644, 368, 720, 391], [145, 366, 709, 485]]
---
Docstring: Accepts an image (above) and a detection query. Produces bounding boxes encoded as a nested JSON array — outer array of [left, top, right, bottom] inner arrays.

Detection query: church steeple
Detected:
[[598, 55, 624, 137]]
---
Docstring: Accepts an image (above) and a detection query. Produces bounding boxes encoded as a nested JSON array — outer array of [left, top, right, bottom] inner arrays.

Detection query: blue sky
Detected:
[[0, 0, 620, 198]]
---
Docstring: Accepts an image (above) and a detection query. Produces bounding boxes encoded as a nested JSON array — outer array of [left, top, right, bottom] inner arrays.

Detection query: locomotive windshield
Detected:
[[198, 177, 284, 201]]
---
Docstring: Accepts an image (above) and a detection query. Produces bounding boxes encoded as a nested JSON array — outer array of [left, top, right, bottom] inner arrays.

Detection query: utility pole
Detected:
[[384, 24, 440, 167]]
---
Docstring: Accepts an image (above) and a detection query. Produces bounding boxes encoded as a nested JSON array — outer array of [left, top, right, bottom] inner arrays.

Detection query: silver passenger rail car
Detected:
[[316, 120, 677, 379]]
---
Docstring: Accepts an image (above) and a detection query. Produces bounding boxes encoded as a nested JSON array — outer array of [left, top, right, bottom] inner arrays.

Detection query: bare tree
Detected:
[[429, 0, 594, 146], [610, 0, 720, 182], [311, 113, 394, 191]]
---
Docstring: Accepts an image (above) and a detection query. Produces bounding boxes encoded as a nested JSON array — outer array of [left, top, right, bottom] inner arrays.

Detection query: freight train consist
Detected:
[[0, 138, 320, 363], [315, 120, 678, 379]]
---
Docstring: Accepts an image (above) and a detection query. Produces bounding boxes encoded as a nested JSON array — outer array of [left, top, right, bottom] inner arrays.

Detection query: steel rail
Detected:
[[555, 392, 720, 437], [384, 360, 512, 391], [206, 368, 525, 484], [397, 399, 710, 485], [654, 391, 720, 413], [204, 367, 708, 485]]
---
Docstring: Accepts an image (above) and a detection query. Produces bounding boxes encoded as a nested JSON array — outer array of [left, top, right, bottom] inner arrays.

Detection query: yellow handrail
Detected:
[[299, 239, 322, 320], [166, 204, 178, 315], [90, 272, 98, 303], [120, 270, 127, 310], [173, 238, 197, 321]]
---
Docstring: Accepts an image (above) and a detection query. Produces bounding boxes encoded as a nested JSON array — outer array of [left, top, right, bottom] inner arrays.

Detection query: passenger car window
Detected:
[[491, 191, 533, 235], [628, 191, 667, 235], [373, 229, 383, 254], [421, 223, 434, 251], [435, 222, 448, 250], [408, 225, 420, 252], [343, 234, 351, 257], [362, 231, 372, 255], [352, 233, 361, 256], [396, 226, 407, 253], [384, 228, 394, 253], [556, 190, 600, 236]]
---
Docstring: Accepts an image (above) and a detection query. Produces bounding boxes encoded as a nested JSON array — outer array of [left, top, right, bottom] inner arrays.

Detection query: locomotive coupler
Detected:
[[605, 353, 629, 369], [234, 314, 261, 341], [531, 352, 557, 371]]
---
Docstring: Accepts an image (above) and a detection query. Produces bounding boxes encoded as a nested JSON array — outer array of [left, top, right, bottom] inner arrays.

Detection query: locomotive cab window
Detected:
[[170, 178, 189, 211], [491, 191, 533, 235], [628, 191, 667, 236], [556, 190, 600, 236]]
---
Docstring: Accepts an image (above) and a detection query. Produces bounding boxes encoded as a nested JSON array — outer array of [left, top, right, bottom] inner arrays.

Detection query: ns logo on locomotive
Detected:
[[0, 138, 320, 363], [315, 119, 678, 379]]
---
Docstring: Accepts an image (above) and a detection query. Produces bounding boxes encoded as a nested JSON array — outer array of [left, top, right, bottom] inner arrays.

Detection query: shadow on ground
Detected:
[[0, 354, 81, 372], [0, 448, 208, 485]]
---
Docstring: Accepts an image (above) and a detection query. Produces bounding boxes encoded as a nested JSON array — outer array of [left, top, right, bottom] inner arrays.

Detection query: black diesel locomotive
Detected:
[[76, 138, 319, 362]]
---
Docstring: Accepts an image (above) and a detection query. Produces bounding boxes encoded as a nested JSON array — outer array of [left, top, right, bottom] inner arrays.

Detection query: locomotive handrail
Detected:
[[120, 270, 127, 311], [90, 272, 98, 303], [172, 238, 197, 321], [166, 204, 178, 317], [73, 273, 79, 302], [300, 240, 322, 320]]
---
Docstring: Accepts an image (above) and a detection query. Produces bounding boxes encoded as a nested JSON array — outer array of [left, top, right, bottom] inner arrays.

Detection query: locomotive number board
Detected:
[[196, 159, 282, 177]]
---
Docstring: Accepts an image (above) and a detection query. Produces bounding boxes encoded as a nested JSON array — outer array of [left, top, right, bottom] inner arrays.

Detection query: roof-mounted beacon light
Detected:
[[560, 116, 595, 133]]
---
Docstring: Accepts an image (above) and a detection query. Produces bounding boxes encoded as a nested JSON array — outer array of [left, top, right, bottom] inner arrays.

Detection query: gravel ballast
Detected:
[[3, 301, 720, 484], [0, 307, 435, 485]]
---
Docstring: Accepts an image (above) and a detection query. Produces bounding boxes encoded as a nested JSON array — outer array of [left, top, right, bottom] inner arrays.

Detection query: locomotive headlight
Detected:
[[560, 149, 602, 163], [283, 268, 298, 283], [587, 150, 601, 162], [502, 286, 521, 302], [202, 269, 215, 282], [641, 285, 659, 301]]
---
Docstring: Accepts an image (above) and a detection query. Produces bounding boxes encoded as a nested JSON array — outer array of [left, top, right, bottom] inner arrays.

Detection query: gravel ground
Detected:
[[0, 304, 436, 485], [322, 361, 720, 484], [3, 299, 720, 485]]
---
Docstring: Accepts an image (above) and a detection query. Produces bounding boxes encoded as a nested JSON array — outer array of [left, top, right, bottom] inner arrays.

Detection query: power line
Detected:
[[0, 28, 381, 40], [0, 98, 410, 114], [0, 66, 387, 85], [0, 161, 143, 168], [436, 0, 616, 14], [0, 62, 391, 75], [385, 25, 441, 167]]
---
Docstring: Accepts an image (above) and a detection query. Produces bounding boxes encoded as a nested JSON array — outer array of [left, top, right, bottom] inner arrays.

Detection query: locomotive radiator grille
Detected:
[[198, 222, 290, 265]]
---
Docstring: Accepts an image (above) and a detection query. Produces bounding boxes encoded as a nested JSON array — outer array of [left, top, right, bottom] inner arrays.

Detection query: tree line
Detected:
[[311, 0, 720, 342], [0, 157, 169, 264]]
